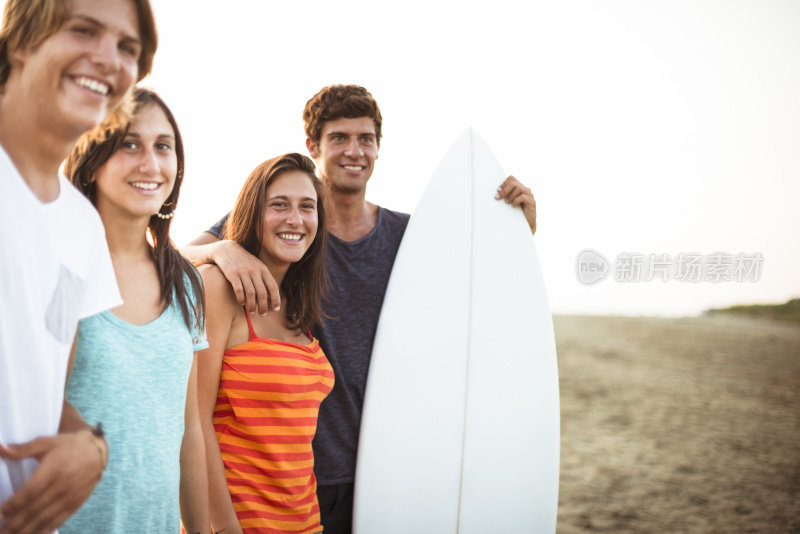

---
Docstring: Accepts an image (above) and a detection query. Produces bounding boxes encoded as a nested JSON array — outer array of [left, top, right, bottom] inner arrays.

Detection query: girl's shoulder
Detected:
[[197, 264, 237, 306], [197, 263, 225, 284]]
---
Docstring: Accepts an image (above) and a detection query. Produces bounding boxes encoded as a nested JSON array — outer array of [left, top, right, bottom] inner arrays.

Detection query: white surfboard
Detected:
[[353, 129, 560, 533]]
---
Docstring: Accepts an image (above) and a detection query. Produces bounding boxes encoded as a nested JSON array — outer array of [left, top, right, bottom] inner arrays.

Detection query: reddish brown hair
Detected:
[[224, 153, 328, 333], [303, 84, 382, 144]]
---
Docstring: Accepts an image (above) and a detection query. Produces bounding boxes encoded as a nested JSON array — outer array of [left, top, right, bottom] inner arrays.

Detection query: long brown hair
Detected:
[[224, 153, 328, 333], [64, 87, 203, 333]]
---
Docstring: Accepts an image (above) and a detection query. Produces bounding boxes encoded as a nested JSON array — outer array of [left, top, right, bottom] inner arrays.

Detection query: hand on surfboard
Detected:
[[496, 175, 537, 235], [210, 240, 281, 316]]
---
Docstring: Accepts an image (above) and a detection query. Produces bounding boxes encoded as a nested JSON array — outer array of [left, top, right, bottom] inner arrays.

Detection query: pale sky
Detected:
[[16, 0, 800, 316]]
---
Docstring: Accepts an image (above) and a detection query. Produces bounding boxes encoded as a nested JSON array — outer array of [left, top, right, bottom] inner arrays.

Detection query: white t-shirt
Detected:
[[0, 145, 121, 508]]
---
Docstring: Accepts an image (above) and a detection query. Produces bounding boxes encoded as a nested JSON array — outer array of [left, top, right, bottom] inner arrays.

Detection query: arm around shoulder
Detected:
[[185, 240, 280, 316], [181, 232, 222, 266]]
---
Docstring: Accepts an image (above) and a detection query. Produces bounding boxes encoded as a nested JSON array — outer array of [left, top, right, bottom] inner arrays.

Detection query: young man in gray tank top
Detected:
[[183, 84, 537, 533]]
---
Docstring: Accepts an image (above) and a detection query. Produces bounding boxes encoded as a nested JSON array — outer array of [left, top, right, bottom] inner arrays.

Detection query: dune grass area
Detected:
[[705, 298, 800, 322], [554, 314, 800, 533]]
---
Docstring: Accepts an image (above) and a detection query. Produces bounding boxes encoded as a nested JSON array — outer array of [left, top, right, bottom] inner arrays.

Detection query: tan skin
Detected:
[[0, 338, 106, 534], [182, 117, 537, 317], [2, 104, 210, 533], [92, 102, 209, 532], [197, 170, 319, 534], [0, 0, 141, 203], [0, 1, 144, 532]]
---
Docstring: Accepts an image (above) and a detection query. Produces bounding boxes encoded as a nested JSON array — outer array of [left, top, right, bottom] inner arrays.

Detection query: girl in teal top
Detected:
[[61, 88, 208, 533]]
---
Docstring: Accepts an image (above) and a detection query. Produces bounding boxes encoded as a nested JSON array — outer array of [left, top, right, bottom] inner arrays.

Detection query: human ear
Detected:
[[10, 46, 29, 67], [306, 138, 320, 159]]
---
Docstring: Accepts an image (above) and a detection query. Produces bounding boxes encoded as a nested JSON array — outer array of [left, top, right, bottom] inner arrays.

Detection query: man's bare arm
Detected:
[[181, 233, 280, 316]]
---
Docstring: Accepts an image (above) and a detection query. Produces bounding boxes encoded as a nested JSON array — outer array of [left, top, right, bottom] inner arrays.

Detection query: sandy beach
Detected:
[[554, 315, 800, 534]]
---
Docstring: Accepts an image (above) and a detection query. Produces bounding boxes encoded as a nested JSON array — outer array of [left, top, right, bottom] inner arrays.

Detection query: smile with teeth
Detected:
[[75, 76, 110, 96], [343, 165, 364, 171], [130, 182, 160, 191], [278, 233, 303, 241]]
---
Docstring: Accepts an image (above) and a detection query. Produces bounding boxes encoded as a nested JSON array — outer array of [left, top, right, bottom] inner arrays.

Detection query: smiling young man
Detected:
[[183, 84, 537, 533], [0, 0, 156, 532]]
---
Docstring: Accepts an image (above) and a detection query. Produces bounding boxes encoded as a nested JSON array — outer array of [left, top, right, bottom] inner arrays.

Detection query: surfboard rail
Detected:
[[353, 129, 559, 534]]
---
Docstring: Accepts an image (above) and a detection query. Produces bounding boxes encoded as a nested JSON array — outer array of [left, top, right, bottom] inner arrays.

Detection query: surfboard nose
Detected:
[[355, 129, 559, 534]]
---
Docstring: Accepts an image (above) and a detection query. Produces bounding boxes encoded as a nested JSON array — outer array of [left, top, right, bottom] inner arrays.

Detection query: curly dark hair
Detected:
[[303, 84, 382, 144]]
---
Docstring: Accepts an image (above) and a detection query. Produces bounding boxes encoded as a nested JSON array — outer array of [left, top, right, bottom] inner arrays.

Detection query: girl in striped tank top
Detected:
[[197, 154, 332, 534]]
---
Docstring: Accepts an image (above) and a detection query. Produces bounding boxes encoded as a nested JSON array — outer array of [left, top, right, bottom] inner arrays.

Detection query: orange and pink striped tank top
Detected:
[[213, 314, 334, 534]]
